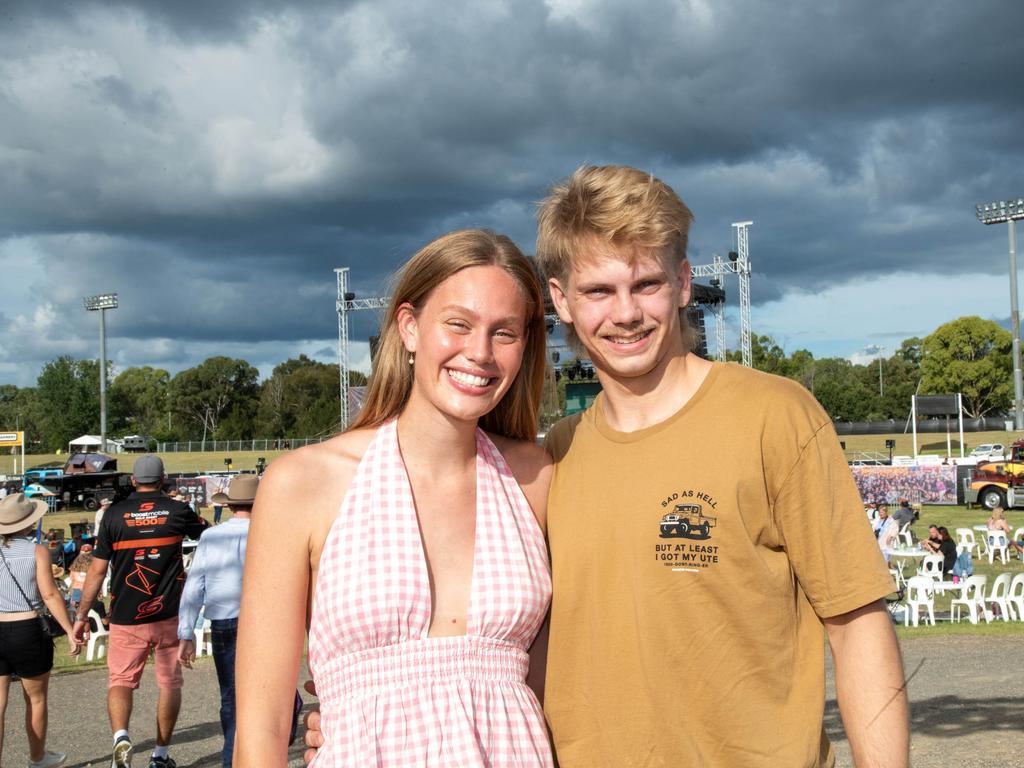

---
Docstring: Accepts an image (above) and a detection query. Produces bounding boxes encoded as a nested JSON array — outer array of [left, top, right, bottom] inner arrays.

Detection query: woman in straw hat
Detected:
[[236, 230, 553, 767], [0, 494, 81, 767]]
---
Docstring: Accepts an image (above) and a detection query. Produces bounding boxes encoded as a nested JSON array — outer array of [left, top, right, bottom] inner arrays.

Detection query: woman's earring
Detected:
[[408, 354, 414, 366]]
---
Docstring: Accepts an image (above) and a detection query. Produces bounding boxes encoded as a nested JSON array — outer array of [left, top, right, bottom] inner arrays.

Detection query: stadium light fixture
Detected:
[[976, 199, 1024, 430], [83, 293, 118, 452]]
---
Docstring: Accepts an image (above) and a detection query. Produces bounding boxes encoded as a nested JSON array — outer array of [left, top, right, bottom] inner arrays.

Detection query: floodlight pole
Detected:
[[100, 308, 107, 450], [1009, 219, 1022, 431], [83, 293, 118, 453], [976, 199, 1024, 430]]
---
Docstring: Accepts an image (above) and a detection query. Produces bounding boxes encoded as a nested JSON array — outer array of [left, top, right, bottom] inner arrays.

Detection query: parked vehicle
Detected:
[[30, 453, 132, 510], [966, 440, 1024, 510], [968, 443, 1005, 462]]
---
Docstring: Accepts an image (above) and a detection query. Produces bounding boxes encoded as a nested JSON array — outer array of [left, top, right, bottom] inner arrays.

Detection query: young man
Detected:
[[534, 165, 908, 767], [73, 455, 208, 768]]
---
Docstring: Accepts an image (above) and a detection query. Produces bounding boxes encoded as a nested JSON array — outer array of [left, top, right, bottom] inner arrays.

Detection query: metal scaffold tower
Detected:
[[733, 221, 753, 368], [689, 219, 754, 366], [335, 268, 389, 430]]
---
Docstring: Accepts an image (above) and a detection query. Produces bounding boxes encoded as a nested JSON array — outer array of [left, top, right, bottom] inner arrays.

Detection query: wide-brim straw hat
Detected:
[[211, 474, 259, 505], [0, 493, 49, 534]]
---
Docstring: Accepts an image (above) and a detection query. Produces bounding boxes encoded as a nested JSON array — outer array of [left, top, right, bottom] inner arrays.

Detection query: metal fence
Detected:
[[156, 437, 331, 453]]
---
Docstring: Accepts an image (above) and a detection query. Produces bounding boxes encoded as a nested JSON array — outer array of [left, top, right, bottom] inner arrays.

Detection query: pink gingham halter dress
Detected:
[[308, 420, 554, 767]]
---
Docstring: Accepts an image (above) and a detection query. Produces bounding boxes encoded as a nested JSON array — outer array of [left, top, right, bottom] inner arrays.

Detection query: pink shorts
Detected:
[[107, 617, 183, 690]]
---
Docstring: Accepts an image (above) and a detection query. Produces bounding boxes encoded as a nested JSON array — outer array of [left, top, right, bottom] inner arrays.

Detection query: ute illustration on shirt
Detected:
[[659, 503, 716, 540]]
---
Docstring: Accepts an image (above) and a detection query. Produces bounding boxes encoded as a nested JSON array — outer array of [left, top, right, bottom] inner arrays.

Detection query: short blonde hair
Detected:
[[536, 165, 696, 350], [350, 229, 546, 442], [536, 165, 694, 286]]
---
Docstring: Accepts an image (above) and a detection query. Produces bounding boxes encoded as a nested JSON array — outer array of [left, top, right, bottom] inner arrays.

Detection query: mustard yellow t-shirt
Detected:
[[543, 362, 895, 768]]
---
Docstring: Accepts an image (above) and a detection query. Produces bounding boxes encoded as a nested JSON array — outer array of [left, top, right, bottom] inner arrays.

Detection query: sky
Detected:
[[1, 0, 1022, 386]]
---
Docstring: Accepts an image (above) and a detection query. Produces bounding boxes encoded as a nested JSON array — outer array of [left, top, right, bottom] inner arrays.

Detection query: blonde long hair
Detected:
[[349, 229, 546, 442]]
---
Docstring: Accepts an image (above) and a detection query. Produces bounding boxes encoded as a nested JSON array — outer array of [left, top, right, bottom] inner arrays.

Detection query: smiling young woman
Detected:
[[235, 229, 555, 768]]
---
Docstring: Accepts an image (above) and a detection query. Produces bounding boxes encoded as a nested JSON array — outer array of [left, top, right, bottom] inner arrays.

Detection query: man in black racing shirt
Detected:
[[72, 454, 208, 768]]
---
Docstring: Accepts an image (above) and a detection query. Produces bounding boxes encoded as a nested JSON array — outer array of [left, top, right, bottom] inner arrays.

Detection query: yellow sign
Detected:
[[0, 431, 24, 447]]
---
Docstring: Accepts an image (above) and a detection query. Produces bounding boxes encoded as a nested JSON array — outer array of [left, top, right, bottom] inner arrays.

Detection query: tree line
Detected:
[[0, 315, 1012, 452], [725, 315, 1012, 422], [0, 354, 366, 452]]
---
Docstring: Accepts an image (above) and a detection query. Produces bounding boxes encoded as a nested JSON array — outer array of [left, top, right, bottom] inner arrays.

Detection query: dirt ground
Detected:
[[2, 634, 1021, 766], [826, 634, 1023, 767]]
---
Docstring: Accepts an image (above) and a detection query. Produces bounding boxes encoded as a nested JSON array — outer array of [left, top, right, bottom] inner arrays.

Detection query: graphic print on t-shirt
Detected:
[[654, 489, 721, 573]]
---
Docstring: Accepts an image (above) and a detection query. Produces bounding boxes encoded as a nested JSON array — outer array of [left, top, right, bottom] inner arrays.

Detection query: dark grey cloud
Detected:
[[1, 0, 1021, 384]]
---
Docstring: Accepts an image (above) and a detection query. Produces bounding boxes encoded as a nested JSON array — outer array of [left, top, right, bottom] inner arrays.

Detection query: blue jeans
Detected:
[[210, 618, 239, 767], [210, 618, 302, 767]]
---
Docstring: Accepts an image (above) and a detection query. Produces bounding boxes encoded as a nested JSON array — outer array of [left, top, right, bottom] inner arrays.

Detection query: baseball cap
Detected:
[[133, 454, 165, 483]]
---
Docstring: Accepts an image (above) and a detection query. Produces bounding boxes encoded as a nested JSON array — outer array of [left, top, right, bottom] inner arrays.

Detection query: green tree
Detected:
[[0, 385, 43, 448], [895, 337, 923, 366], [805, 358, 875, 421], [256, 355, 364, 438], [169, 357, 260, 439], [109, 366, 171, 436], [920, 316, 1012, 418], [875, 355, 920, 420], [727, 334, 794, 376], [35, 357, 104, 451]]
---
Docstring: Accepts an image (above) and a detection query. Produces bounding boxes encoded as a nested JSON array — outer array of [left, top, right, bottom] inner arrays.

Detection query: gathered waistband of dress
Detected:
[[314, 635, 530, 700]]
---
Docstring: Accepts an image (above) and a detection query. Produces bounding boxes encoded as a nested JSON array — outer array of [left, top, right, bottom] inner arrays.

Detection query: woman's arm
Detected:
[[235, 457, 317, 767], [35, 544, 80, 654]]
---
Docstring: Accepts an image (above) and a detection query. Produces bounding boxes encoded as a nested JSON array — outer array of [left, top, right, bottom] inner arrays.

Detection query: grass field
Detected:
[[837, 428, 1021, 458], [12, 428, 1021, 477], [11, 450, 289, 476], [888, 504, 1024, 634]]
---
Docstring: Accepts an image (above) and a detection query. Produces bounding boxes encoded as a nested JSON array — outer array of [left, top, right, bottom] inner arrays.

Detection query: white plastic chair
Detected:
[[987, 530, 1010, 564], [903, 576, 935, 627], [1007, 573, 1024, 621], [956, 528, 979, 557], [79, 609, 109, 662], [898, 521, 914, 548], [194, 616, 213, 657], [984, 573, 1014, 622], [918, 554, 944, 580], [951, 575, 989, 624], [889, 567, 905, 591]]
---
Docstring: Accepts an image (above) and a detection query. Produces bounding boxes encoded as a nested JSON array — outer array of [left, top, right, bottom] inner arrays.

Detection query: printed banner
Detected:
[[851, 465, 957, 505]]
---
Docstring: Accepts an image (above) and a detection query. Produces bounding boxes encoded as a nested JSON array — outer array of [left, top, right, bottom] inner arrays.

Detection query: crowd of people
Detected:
[[2, 165, 912, 768]]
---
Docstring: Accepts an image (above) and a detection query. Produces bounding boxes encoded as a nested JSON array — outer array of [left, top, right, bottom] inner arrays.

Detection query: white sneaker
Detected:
[[28, 751, 67, 768], [111, 735, 133, 768]]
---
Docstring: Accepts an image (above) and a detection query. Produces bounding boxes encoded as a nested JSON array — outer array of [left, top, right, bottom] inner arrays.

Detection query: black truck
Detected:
[[33, 453, 133, 511]]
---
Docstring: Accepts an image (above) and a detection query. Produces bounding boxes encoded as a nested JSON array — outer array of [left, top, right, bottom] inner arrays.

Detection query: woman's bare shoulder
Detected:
[[256, 428, 379, 512]]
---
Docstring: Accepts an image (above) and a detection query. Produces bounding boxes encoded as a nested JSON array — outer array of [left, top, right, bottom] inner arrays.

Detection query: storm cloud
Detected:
[[1, 0, 1021, 384]]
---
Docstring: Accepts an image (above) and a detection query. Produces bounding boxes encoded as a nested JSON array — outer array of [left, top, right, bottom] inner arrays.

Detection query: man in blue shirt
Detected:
[[177, 473, 300, 766], [176, 474, 256, 768]]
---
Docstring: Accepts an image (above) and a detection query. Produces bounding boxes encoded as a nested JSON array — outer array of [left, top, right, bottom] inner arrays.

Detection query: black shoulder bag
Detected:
[[0, 544, 66, 639]]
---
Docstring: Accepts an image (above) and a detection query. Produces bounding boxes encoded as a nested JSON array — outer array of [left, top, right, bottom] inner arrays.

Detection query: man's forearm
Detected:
[[825, 601, 909, 768], [76, 568, 106, 619]]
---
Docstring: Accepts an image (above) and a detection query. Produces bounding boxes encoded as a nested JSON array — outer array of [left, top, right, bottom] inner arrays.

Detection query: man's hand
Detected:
[[178, 639, 196, 669], [66, 633, 82, 656], [302, 679, 323, 764], [72, 617, 91, 645]]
